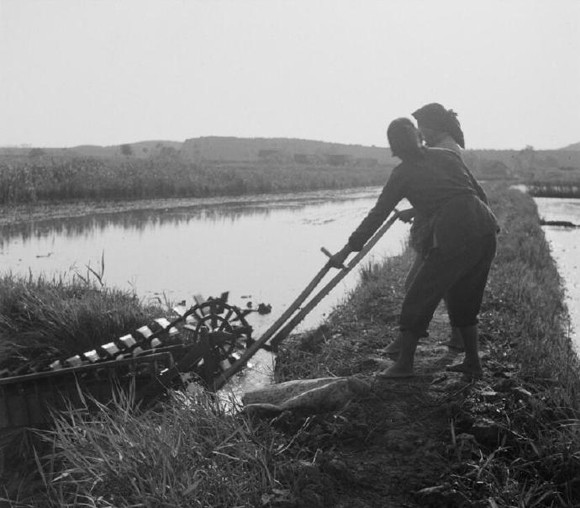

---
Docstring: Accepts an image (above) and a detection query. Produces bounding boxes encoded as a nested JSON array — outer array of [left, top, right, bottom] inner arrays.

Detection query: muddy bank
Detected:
[[269, 185, 580, 507], [0, 187, 380, 228]]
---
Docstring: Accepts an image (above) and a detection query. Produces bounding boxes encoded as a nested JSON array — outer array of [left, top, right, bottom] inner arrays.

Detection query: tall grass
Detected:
[[2, 391, 281, 507], [0, 156, 391, 205], [0, 272, 159, 372], [485, 186, 580, 404]]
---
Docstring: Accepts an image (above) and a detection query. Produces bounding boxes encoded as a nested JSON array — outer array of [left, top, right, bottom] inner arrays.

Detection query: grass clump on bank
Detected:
[[447, 186, 580, 505], [0, 272, 159, 372], [14, 392, 280, 508], [485, 186, 580, 402]]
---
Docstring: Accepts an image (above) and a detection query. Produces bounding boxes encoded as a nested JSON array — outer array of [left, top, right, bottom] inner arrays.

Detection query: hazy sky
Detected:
[[1, 0, 578, 149]]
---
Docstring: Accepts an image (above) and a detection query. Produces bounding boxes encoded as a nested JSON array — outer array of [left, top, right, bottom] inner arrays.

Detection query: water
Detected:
[[0, 187, 410, 388], [535, 197, 580, 351]]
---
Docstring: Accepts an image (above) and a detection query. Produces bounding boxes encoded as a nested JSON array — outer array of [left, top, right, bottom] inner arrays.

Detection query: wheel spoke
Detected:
[[218, 309, 234, 331], [210, 307, 218, 329]]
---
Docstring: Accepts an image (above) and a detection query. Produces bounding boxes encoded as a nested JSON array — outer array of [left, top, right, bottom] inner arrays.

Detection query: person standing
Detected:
[[329, 118, 498, 378], [386, 103, 487, 355]]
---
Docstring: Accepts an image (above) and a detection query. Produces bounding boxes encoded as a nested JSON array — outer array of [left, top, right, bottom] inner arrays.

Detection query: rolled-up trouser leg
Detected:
[[446, 234, 497, 328], [399, 234, 496, 337]]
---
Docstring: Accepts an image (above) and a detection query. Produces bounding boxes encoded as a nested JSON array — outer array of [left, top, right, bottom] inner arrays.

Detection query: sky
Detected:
[[0, 0, 579, 150]]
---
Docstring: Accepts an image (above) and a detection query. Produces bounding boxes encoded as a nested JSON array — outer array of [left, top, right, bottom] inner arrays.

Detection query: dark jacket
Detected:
[[348, 148, 498, 255]]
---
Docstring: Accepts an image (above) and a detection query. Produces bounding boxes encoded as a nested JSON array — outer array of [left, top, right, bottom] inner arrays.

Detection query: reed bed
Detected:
[[0, 156, 390, 205]]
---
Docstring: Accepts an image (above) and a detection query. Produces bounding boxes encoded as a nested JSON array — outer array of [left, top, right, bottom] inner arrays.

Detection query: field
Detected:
[[0, 155, 394, 205], [1, 142, 579, 206], [1, 185, 580, 506]]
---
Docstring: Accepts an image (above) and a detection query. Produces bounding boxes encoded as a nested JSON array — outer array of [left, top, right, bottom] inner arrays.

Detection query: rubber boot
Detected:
[[378, 331, 420, 378], [446, 325, 483, 378]]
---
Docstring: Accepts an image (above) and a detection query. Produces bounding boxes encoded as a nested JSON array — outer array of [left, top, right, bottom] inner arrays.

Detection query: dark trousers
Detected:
[[400, 234, 497, 337]]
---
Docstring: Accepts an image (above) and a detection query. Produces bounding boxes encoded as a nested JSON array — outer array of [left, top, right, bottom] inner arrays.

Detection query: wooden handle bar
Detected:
[[212, 209, 401, 391]]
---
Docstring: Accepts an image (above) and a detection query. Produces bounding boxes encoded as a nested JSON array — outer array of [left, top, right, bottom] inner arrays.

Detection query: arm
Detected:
[[348, 169, 406, 251], [329, 169, 405, 268]]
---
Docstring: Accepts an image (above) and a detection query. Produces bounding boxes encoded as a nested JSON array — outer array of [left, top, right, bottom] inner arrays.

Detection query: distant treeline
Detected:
[[527, 181, 580, 198], [0, 157, 393, 205]]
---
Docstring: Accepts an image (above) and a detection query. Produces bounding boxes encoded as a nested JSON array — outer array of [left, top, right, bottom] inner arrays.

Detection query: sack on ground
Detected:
[[242, 376, 370, 416]]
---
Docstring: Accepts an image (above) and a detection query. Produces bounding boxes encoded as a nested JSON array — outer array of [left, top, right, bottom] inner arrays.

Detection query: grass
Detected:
[[0, 271, 160, 372], [41, 393, 278, 507], [2, 390, 285, 507], [485, 186, 580, 404], [0, 156, 392, 205]]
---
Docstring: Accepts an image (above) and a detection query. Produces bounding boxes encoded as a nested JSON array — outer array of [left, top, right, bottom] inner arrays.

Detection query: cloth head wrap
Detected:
[[412, 103, 465, 148]]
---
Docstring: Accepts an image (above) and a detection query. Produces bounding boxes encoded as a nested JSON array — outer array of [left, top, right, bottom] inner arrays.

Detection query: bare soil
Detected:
[[271, 255, 550, 507], [276, 311, 481, 507]]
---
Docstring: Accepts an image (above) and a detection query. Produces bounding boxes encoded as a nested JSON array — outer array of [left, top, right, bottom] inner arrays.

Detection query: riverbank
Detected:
[[2, 185, 580, 507], [0, 186, 383, 228]]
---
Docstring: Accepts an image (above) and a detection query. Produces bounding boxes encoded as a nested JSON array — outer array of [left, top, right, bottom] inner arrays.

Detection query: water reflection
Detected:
[[0, 187, 409, 324], [0, 187, 411, 390], [1, 205, 273, 245], [0, 188, 382, 246], [535, 197, 580, 351]]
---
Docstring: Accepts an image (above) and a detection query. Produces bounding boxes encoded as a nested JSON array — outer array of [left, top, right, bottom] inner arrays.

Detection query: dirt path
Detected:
[[318, 309, 477, 507], [274, 255, 500, 507]]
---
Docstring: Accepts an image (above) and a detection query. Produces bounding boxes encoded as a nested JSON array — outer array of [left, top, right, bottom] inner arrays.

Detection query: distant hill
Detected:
[[1, 137, 580, 181], [0, 141, 183, 159], [181, 136, 390, 166], [560, 142, 580, 151]]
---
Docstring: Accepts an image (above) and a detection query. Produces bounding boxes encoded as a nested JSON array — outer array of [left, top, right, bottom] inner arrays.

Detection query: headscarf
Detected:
[[412, 103, 465, 148]]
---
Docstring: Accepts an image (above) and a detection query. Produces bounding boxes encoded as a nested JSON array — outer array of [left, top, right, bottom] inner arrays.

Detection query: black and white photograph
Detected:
[[1, 1, 579, 506]]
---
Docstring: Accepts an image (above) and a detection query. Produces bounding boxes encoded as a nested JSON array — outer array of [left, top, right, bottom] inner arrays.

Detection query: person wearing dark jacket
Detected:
[[329, 118, 498, 378], [392, 103, 479, 354]]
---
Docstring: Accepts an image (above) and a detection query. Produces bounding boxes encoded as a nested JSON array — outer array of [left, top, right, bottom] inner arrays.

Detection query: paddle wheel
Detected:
[[0, 293, 255, 430]]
